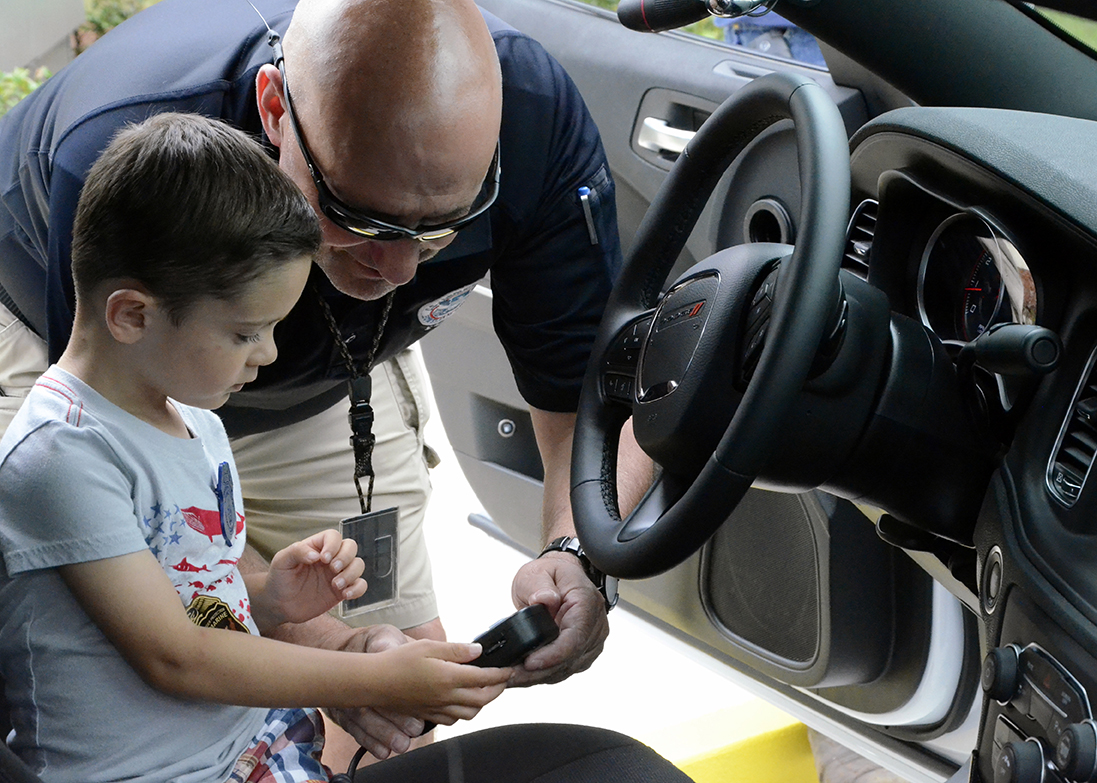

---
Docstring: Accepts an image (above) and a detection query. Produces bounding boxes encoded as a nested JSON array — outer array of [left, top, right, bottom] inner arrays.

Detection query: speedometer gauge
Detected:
[[961, 246, 1004, 341], [917, 213, 1036, 344]]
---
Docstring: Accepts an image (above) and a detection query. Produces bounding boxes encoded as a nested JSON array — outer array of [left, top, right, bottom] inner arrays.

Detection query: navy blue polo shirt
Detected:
[[0, 0, 621, 436]]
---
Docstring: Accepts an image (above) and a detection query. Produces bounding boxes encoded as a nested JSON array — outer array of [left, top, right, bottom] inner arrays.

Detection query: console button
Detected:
[[1056, 721, 1097, 782], [984, 646, 1022, 704], [995, 739, 1046, 783]]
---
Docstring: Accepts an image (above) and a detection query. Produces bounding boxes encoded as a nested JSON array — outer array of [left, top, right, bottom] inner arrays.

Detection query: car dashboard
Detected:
[[849, 106, 1097, 783]]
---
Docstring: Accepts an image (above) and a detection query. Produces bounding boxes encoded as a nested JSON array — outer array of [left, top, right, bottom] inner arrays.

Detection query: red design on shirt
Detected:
[[172, 558, 210, 573], [181, 506, 244, 542]]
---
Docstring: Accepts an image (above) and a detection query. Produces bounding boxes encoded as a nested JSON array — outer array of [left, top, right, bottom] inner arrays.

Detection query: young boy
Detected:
[[0, 113, 509, 782]]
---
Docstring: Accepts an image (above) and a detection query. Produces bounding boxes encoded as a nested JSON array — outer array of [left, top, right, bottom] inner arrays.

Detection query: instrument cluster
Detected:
[[916, 212, 1038, 345]]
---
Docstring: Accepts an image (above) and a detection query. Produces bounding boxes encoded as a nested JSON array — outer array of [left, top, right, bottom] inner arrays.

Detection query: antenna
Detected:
[[242, 0, 282, 54]]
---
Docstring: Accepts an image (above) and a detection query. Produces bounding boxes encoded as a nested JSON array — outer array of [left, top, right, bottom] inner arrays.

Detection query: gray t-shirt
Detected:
[[0, 366, 267, 782]]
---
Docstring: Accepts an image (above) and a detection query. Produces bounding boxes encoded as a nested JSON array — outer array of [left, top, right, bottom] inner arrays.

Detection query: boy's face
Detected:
[[147, 257, 313, 409]]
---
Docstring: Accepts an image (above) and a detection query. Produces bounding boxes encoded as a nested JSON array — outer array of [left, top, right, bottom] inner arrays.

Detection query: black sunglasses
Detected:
[[270, 36, 501, 242]]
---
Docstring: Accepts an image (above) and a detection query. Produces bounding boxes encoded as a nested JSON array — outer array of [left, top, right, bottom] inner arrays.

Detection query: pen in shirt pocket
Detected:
[[578, 186, 599, 246]]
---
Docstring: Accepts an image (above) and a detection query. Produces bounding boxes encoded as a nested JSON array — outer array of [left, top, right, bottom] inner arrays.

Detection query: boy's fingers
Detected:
[[316, 529, 345, 563], [334, 555, 365, 583], [341, 577, 368, 600], [430, 642, 482, 664], [291, 530, 336, 564], [328, 538, 359, 572], [331, 555, 365, 596], [279, 539, 320, 565]]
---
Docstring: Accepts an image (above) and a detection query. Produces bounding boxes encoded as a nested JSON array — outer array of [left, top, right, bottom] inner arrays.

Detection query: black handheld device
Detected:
[[416, 605, 560, 738], [471, 603, 560, 668]]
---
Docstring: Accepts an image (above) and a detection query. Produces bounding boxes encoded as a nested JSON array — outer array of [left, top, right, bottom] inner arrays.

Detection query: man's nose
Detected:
[[359, 239, 421, 286]]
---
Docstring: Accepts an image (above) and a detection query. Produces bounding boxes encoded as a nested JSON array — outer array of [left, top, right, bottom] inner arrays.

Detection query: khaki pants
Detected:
[[0, 303, 439, 630], [233, 350, 440, 629]]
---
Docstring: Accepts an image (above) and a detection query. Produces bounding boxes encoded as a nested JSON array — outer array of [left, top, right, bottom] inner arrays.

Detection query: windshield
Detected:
[[1026, 5, 1097, 52], [576, 0, 1097, 70], [573, 0, 827, 68]]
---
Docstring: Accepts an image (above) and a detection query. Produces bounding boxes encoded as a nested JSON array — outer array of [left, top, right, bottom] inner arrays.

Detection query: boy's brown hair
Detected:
[[71, 112, 320, 321]]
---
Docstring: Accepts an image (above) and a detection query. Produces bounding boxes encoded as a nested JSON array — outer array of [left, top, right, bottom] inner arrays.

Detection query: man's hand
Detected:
[[324, 624, 427, 759], [507, 551, 608, 686]]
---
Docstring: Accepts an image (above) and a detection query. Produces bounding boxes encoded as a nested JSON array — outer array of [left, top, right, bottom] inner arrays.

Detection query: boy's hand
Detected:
[[326, 624, 425, 759], [369, 640, 510, 725], [259, 530, 367, 626]]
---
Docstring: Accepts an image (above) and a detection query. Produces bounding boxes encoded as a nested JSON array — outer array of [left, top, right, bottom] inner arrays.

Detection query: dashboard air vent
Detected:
[[843, 199, 878, 280], [1047, 346, 1097, 506]]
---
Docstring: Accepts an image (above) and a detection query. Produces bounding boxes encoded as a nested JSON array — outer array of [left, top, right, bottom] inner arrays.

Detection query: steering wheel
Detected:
[[571, 72, 851, 579]]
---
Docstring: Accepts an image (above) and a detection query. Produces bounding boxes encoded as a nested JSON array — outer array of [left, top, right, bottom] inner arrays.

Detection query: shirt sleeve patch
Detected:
[[417, 283, 478, 327]]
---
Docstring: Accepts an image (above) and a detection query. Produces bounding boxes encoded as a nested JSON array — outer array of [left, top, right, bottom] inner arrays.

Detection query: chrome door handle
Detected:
[[637, 117, 696, 155]]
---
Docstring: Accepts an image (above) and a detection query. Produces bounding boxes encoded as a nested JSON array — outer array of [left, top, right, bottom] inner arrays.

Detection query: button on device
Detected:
[[739, 265, 780, 384]]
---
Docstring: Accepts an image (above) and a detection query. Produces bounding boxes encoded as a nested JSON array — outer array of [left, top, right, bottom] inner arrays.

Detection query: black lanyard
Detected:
[[313, 285, 395, 514]]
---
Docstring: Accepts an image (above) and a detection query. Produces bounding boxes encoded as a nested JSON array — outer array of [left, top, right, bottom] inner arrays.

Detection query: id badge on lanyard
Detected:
[[316, 288, 401, 617], [338, 507, 399, 617]]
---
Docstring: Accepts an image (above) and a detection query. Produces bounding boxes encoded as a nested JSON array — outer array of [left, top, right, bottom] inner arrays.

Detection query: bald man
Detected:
[[0, 0, 632, 768]]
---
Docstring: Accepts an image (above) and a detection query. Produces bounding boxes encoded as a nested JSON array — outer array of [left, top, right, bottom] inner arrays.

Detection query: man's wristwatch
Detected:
[[538, 536, 619, 611]]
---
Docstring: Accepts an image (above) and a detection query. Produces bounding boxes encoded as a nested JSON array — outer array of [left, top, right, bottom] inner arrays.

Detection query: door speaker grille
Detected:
[[703, 490, 819, 664]]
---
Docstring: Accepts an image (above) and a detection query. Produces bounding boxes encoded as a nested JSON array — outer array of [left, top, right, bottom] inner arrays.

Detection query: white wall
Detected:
[[0, 0, 85, 71]]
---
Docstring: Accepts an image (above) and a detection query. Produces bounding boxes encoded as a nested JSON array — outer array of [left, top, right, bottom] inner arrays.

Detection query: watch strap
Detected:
[[539, 536, 619, 611]]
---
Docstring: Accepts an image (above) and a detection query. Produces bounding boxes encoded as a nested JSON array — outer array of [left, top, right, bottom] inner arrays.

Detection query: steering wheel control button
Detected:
[[984, 645, 1021, 704], [751, 274, 775, 306], [601, 315, 653, 405], [638, 275, 718, 402], [740, 265, 780, 383], [603, 373, 636, 403], [1056, 721, 1097, 782]]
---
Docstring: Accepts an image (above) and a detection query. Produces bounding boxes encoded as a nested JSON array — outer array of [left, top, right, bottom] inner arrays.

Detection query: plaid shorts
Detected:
[[225, 707, 330, 783]]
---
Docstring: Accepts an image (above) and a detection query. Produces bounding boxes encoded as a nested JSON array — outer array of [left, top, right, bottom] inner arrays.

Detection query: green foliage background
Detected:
[[1, 0, 161, 118], [0, 67, 51, 118], [83, 0, 160, 36]]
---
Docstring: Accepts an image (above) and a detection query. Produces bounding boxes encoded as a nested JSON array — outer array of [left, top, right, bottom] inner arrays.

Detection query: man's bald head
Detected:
[[282, 0, 502, 212]]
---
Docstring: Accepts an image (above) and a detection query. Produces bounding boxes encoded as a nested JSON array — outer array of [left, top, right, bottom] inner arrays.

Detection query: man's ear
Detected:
[[256, 64, 288, 149], [104, 289, 156, 345]]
